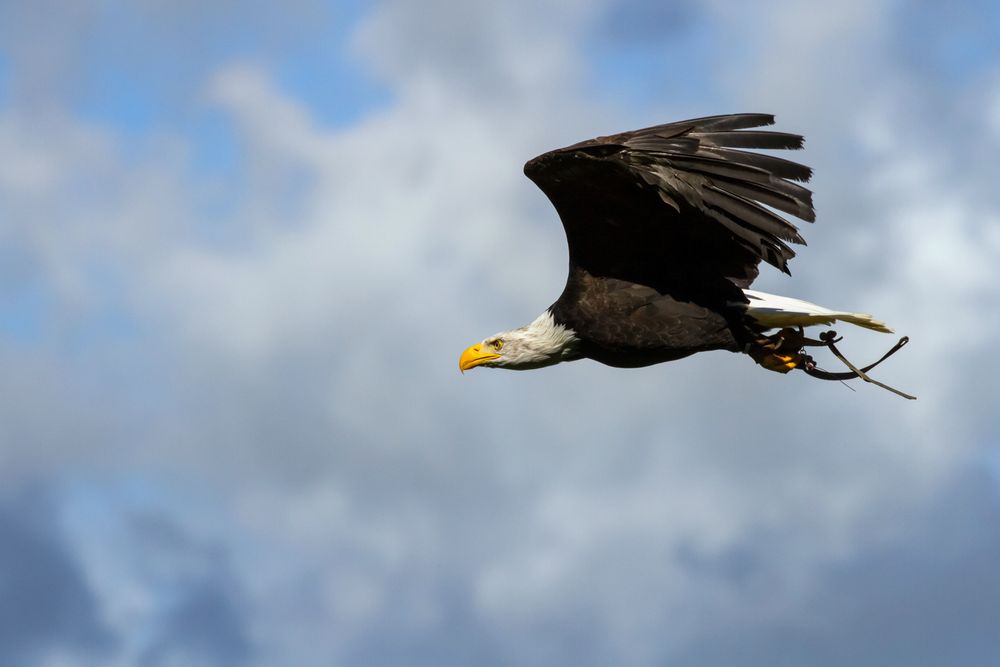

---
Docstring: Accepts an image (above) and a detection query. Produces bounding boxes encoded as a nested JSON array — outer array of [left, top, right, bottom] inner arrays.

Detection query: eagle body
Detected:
[[549, 267, 744, 368], [459, 114, 897, 380]]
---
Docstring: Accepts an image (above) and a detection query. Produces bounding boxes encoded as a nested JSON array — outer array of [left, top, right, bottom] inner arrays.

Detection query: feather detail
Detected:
[[524, 113, 816, 280], [700, 147, 813, 182], [744, 289, 893, 333]]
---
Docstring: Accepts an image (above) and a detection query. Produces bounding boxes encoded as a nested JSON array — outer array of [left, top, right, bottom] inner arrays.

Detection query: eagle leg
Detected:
[[747, 327, 814, 373]]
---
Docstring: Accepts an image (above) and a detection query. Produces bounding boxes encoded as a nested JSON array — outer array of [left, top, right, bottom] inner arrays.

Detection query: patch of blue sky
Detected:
[[0, 281, 48, 343], [185, 108, 245, 185], [67, 2, 390, 254], [0, 52, 9, 107], [65, 301, 142, 358], [72, 36, 240, 185], [584, 3, 729, 119], [58, 474, 218, 536], [72, 2, 389, 174], [892, 1, 1000, 88], [265, 0, 392, 128], [274, 42, 392, 129], [180, 50, 391, 186]]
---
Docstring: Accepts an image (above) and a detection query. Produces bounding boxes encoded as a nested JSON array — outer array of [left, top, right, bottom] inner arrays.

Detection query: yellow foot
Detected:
[[759, 353, 799, 373], [749, 328, 808, 374]]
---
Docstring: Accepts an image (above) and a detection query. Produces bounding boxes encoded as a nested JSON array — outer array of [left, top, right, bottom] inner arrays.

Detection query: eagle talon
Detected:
[[749, 328, 810, 373]]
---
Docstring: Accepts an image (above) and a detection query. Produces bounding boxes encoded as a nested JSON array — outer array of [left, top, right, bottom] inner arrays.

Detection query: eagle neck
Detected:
[[525, 309, 581, 363]]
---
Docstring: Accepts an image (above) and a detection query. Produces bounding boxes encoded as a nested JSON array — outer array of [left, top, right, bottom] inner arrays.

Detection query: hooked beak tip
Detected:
[[459, 343, 498, 373]]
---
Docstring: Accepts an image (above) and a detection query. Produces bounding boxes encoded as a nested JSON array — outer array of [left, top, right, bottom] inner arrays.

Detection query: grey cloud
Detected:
[[0, 490, 115, 665], [596, 1, 699, 45], [129, 512, 253, 667], [340, 582, 508, 667], [141, 580, 252, 667], [352, 0, 597, 105], [672, 470, 1000, 667]]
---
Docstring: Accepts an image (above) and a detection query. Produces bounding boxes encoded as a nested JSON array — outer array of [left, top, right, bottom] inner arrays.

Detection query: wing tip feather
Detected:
[[523, 112, 816, 276]]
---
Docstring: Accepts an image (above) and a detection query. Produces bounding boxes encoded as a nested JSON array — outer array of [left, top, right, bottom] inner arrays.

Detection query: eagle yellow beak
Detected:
[[459, 344, 500, 373]]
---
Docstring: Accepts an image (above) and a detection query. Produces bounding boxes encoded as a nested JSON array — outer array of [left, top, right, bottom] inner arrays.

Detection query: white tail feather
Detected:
[[743, 289, 893, 333]]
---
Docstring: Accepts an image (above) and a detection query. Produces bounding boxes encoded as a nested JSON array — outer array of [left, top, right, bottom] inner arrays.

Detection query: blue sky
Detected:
[[1, 1, 1000, 665]]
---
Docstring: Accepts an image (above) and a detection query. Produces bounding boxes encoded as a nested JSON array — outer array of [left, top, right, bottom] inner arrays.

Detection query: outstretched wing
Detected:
[[524, 114, 814, 292]]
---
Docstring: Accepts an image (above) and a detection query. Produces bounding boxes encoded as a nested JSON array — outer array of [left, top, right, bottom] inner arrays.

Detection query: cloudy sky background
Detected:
[[2, 1, 999, 665]]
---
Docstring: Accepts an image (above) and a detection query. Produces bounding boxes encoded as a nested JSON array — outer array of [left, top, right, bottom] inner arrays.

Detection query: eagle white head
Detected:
[[459, 311, 581, 372]]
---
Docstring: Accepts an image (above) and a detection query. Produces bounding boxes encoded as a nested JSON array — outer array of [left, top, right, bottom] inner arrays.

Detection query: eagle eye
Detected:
[[489, 339, 504, 351]]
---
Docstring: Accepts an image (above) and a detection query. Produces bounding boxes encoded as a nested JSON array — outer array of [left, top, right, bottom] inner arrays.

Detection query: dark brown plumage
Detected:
[[526, 113, 814, 367]]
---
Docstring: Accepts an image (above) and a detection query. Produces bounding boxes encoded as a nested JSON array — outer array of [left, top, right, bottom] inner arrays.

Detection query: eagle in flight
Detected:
[[459, 114, 910, 396]]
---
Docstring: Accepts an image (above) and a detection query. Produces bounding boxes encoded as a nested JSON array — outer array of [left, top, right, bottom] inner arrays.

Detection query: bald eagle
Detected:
[[460, 114, 908, 392]]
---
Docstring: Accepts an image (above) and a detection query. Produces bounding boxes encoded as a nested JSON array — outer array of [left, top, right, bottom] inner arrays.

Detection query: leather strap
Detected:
[[802, 332, 915, 400]]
